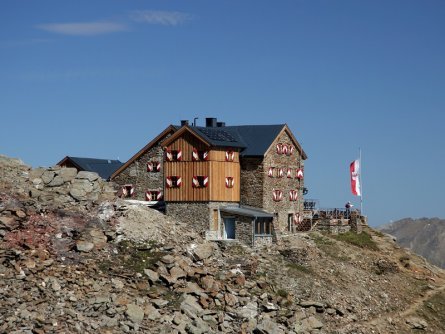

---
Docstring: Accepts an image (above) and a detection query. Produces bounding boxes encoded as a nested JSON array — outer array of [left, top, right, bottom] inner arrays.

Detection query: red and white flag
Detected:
[[350, 160, 361, 196]]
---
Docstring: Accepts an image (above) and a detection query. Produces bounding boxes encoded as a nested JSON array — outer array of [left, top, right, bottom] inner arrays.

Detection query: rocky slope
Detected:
[[379, 218, 445, 269], [1, 155, 445, 334]]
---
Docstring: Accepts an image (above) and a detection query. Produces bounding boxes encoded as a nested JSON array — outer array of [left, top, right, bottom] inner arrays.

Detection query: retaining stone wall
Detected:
[[240, 158, 264, 208], [27, 166, 115, 208]]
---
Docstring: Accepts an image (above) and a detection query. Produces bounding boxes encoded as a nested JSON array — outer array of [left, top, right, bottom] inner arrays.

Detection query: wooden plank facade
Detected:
[[163, 132, 240, 202]]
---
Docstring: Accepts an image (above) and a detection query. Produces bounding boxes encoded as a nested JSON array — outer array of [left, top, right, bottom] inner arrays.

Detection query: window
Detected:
[[192, 148, 209, 161], [273, 189, 283, 201], [255, 219, 272, 235], [166, 176, 182, 188], [120, 184, 135, 198], [192, 176, 209, 188], [145, 190, 163, 201], [289, 190, 298, 201], [147, 161, 161, 172], [225, 176, 234, 188], [166, 149, 182, 161], [225, 150, 234, 162], [268, 167, 274, 177]]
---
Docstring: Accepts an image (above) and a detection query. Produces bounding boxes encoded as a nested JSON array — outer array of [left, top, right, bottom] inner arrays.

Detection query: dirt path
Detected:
[[360, 282, 445, 330]]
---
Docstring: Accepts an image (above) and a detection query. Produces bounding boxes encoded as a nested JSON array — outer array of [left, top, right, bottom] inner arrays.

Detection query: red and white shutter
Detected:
[[268, 167, 274, 177], [276, 143, 283, 154], [293, 213, 302, 224], [289, 146, 294, 155], [225, 177, 234, 188], [176, 150, 182, 161], [166, 150, 173, 161], [296, 168, 304, 179], [129, 186, 135, 197], [282, 144, 288, 155], [192, 148, 199, 161], [177, 176, 182, 187], [225, 150, 234, 162], [273, 190, 283, 201], [289, 190, 298, 201], [203, 176, 209, 187], [278, 168, 284, 178], [155, 162, 161, 172], [202, 151, 209, 161], [121, 187, 128, 197], [145, 191, 152, 201], [166, 176, 173, 188], [287, 168, 292, 178], [192, 176, 200, 188], [147, 161, 154, 172], [156, 191, 163, 201]]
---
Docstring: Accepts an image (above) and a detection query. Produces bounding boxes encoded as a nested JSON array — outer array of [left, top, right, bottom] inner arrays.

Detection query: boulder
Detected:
[[48, 175, 64, 187], [180, 295, 203, 319], [193, 243, 216, 261], [58, 167, 78, 182], [76, 241, 94, 252], [125, 304, 144, 323], [76, 171, 99, 182], [254, 319, 284, 334]]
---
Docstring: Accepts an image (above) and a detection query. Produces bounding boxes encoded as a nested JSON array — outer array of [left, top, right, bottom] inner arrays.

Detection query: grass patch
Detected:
[[310, 233, 350, 261], [332, 231, 378, 251], [416, 290, 445, 333], [99, 240, 165, 275], [276, 289, 289, 298]]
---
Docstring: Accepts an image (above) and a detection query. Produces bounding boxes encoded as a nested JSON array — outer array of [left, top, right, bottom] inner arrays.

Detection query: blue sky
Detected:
[[1, 0, 444, 226]]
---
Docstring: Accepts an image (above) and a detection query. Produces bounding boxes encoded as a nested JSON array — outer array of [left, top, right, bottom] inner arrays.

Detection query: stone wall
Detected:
[[233, 215, 253, 246], [27, 166, 115, 209], [240, 158, 264, 208], [112, 138, 168, 201], [166, 202, 232, 237], [254, 236, 273, 248], [262, 131, 305, 232]]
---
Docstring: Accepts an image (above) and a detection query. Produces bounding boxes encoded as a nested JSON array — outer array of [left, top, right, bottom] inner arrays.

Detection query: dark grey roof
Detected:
[[190, 124, 285, 157], [220, 205, 274, 218], [64, 157, 123, 179]]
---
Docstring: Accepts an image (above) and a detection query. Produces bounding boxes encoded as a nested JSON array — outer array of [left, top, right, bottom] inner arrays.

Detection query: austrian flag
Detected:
[[350, 160, 361, 196]]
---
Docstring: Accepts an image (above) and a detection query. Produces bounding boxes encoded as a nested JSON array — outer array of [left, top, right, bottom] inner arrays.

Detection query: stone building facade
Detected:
[[110, 126, 175, 201]]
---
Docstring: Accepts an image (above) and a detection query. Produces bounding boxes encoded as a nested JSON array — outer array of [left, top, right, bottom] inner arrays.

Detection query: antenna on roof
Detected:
[[193, 117, 198, 127]]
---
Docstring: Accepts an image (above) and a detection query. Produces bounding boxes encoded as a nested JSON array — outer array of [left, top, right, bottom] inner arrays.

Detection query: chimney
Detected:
[[216, 122, 225, 127], [206, 117, 217, 127], [180, 120, 189, 126]]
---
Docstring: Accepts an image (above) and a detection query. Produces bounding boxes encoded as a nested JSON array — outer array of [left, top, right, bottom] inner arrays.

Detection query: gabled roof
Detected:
[[57, 156, 123, 180], [161, 125, 246, 150], [110, 125, 176, 180], [162, 123, 307, 159]]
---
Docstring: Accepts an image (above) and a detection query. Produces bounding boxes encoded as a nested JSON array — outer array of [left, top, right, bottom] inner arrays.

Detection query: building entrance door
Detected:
[[224, 218, 235, 239]]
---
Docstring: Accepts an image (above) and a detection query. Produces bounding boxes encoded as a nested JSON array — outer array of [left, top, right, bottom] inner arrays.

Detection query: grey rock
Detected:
[[255, 318, 284, 334], [152, 298, 169, 308], [48, 175, 64, 187], [145, 303, 161, 320], [76, 240, 94, 252], [70, 188, 87, 201], [144, 269, 159, 283], [41, 170, 55, 184], [76, 171, 99, 181], [300, 316, 323, 331], [161, 254, 176, 264], [126, 304, 144, 323], [406, 316, 427, 330], [180, 295, 203, 319], [58, 167, 78, 182], [193, 243, 215, 261], [236, 301, 258, 319]]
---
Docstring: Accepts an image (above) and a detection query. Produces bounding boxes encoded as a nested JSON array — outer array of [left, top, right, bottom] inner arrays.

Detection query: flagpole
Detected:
[[359, 147, 363, 215]]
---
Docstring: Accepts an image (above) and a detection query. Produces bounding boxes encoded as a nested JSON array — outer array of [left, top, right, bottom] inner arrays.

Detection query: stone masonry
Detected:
[[112, 138, 169, 201]]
